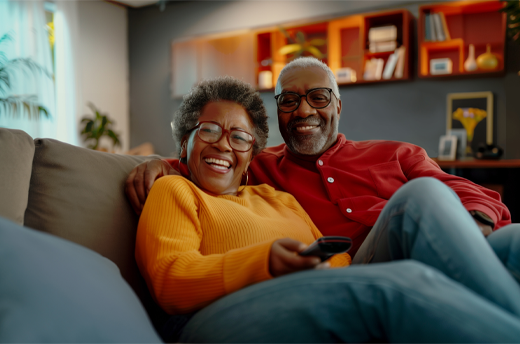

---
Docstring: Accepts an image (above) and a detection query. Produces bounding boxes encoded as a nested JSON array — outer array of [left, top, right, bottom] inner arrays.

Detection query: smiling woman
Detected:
[[134, 76, 351, 340]]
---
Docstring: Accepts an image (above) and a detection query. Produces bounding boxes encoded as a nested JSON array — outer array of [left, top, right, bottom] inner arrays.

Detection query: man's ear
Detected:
[[336, 98, 342, 121]]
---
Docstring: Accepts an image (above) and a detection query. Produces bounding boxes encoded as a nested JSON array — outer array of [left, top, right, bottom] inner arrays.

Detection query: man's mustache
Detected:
[[287, 117, 324, 131]]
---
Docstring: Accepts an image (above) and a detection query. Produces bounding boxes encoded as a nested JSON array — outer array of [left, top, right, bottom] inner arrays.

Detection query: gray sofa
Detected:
[[0, 128, 166, 342]]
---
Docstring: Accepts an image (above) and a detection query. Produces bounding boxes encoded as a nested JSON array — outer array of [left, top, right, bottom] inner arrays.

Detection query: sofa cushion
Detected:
[[0, 128, 34, 225], [0, 216, 162, 343], [24, 138, 167, 323]]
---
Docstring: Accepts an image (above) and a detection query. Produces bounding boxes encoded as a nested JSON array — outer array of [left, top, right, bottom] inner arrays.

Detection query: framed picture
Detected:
[[430, 58, 452, 75], [438, 135, 457, 161], [447, 92, 494, 157], [447, 128, 467, 160]]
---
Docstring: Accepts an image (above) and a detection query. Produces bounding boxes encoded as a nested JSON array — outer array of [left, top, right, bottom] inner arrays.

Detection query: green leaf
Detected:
[[309, 38, 327, 46], [296, 31, 306, 44], [305, 46, 324, 58], [279, 44, 303, 56]]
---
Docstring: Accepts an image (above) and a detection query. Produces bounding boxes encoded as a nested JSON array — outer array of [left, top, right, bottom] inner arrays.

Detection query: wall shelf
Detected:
[[418, 0, 506, 78]]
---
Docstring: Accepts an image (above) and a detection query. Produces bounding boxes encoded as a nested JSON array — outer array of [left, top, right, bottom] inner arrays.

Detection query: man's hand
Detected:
[[125, 160, 179, 215], [474, 219, 493, 237], [269, 238, 329, 277]]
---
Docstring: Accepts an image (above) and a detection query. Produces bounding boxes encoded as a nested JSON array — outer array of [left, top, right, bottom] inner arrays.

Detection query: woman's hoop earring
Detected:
[[243, 171, 248, 186]]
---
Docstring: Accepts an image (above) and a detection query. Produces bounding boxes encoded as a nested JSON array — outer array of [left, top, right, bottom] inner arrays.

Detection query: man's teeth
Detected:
[[296, 125, 317, 131], [204, 158, 231, 169]]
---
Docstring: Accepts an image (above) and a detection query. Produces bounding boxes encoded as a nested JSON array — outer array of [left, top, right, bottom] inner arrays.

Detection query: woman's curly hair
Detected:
[[173, 76, 269, 158]]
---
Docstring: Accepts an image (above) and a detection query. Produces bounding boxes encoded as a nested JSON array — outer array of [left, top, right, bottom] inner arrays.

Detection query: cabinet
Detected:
[[255, 9, 413, 90], [418, 0, 506, 78]]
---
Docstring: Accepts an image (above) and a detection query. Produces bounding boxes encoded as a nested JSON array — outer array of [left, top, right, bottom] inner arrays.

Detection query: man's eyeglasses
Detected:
[[189, 121, 255, 152], [274, 88, 336, 113]]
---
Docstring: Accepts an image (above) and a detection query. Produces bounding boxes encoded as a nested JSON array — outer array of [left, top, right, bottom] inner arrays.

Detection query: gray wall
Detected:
[[128, 0, 520, 158]]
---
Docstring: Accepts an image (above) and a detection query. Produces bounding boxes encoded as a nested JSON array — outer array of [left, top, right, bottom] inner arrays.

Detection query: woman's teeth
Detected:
[[204, 158, 231, 169]]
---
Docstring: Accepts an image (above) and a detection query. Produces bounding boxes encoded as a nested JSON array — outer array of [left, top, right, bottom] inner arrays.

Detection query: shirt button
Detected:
[[318, 160, 323, 166], [327, 177, 334, 183], [346, 208, 352, 213]]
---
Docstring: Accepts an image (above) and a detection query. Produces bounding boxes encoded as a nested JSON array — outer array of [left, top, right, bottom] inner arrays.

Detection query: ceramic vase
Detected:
[[464, 44, 477, 72], [476, 44, 498, 70]]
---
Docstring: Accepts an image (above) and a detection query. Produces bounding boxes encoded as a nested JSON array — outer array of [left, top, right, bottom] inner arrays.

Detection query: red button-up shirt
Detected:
[[167, 134, 510, 255]]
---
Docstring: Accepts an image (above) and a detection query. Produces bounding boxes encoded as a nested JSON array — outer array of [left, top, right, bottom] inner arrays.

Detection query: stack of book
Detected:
[[363, 46, 406, 81], [425, 12, 451, 42], [368, 25, 398, 53]]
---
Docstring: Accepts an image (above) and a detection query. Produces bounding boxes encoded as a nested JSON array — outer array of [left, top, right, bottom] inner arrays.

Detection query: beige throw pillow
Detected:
[[0, 128, 35, 225], [24, 138, 166, 323]]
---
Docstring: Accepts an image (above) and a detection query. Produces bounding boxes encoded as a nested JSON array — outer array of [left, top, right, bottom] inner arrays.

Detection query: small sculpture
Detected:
[[476, 44, 498, 70], [464, 44, 477, 72]]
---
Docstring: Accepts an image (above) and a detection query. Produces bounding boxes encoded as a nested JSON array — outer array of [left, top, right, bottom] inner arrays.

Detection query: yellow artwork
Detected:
[[452, 107, 487, 154]]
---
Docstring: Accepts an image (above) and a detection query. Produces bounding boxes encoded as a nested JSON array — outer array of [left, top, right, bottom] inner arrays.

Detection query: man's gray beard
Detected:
[[286, 131, 329, 155]]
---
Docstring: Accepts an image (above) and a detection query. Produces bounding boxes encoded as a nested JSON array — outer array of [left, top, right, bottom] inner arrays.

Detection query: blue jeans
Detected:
[[352, 177, 520, 316], [180, 178, 520, 342]]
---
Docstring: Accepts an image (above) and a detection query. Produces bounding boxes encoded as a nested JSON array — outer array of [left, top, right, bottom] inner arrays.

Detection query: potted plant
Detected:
[[80, 102, 121, 152], [0, 33, 51, 119]]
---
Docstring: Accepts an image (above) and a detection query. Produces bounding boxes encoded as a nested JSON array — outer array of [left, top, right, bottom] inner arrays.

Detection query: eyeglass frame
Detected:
[[274, 87, 337, 113], [188, 121, 256, 153]]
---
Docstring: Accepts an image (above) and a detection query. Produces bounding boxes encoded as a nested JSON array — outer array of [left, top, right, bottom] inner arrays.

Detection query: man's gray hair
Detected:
[[274, 57, 340, 99], [172, 76, 269, 157]]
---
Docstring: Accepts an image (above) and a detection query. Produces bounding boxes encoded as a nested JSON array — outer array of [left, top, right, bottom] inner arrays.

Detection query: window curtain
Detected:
[[54, 0, 81, 145], [0, 0, 56, 140], [0, 0, 81, 145]]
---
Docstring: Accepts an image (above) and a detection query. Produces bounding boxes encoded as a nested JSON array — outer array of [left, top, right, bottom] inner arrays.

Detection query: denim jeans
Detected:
[[352, 177, 520, 316], [180, 177, 520, 342]]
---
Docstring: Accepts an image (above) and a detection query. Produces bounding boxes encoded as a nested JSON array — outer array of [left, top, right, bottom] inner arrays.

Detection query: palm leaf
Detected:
[[309, 38, 327, 46], [305, 46, 324, 58], [0, 96, 50, 119], [279, 44, 303, 56]]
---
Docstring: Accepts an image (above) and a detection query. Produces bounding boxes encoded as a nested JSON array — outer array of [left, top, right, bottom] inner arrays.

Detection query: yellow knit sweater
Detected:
[[135, 176, 351, 314]]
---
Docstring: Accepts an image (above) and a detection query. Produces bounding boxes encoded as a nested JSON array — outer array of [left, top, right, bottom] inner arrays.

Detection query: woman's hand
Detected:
[[269, 238, 330, 277], [125, 160, 179, 215]]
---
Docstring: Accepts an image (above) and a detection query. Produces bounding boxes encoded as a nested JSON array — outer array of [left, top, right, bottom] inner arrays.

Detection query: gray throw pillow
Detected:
[[24, 138, 166, 323], [0, 216, 162, 343], [0, 128, 35, 225]]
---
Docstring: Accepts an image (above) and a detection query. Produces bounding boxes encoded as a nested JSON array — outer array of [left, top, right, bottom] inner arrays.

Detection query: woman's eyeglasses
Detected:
[[274, 87, 335, 113], [189, 121, 255, 152]]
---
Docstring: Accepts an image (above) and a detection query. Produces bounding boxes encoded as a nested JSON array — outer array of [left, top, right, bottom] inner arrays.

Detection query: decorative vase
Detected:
[[464, 44, 477, 72], [476, 44, 498, 70]]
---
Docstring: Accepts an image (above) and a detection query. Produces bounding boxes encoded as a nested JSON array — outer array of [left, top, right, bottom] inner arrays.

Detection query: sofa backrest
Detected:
[[20, 136, 167, 324], [0, 128, 35, 225]]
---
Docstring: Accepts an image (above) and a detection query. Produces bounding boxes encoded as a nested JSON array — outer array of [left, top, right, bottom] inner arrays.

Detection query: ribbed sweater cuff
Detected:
[[223, 240, 274, 295]]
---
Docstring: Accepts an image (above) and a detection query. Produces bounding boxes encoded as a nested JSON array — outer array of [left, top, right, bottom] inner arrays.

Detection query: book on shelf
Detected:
[[369, 40, 397, 53], [382, 50, 399, 79], [425, 13, 432, 41], [363, 58, 385, 81], [432, 13, 445, 41], [438, 12, 451, 40], [429, 12, 437, 41], [394, 46, 406, 78], [368, 25, 397, 43]]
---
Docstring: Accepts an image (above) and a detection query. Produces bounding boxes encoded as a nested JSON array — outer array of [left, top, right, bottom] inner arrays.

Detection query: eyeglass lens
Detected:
[[277, 88, 331, 112], [198, 122, 254, 152]]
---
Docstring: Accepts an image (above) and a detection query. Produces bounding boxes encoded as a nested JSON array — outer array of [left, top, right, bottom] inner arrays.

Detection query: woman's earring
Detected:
[[243, 171, 249, 186]]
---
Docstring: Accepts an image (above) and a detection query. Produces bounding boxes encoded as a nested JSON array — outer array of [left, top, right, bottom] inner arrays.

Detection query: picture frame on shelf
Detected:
[[438, 135, 457, 161], [430, 58, 452, 75], [447, 92, 494, 157], [447, 128, 467, 160]]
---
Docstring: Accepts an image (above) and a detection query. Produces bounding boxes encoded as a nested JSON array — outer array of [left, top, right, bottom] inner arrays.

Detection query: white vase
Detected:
[[464, 44, 477, 72]]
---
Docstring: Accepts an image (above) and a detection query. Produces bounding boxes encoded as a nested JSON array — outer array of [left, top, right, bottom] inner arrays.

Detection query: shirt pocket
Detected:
[[369, 161, 408, 200]]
